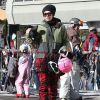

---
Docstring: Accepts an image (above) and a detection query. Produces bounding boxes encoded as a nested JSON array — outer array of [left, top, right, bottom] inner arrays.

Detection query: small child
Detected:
[[15, 44, 31, 98], [58, 46, 73, 100]]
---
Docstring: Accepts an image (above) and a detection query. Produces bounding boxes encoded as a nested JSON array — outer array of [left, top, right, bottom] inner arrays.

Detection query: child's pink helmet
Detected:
[[58, 57, 72, 73]]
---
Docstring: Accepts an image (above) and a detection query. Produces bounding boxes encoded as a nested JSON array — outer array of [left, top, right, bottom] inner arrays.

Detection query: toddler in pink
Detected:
[[15, 44, 31, 98]]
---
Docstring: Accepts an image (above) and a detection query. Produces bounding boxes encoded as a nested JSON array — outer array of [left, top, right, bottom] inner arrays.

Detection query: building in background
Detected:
[[5, 0, 100, 29], [5, 0, 100, 49]]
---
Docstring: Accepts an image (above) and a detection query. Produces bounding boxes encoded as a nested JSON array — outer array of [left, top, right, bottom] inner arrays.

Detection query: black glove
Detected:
[[28, 26, 38, 41], [28, 26, 45, 46]]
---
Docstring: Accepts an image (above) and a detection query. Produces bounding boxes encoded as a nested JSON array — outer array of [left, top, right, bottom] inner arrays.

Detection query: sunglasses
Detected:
[[43, 12, 52, 17]]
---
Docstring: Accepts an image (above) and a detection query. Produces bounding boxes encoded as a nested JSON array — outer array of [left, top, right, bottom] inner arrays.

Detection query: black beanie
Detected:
[[42, 4, 56, 16]]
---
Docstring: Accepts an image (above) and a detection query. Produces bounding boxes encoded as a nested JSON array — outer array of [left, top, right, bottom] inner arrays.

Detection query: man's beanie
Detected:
[[42, 4, 56, 16]]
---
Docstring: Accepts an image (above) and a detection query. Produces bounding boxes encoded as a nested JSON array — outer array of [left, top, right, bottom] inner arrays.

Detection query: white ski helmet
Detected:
[[19, 43, 31, 53]]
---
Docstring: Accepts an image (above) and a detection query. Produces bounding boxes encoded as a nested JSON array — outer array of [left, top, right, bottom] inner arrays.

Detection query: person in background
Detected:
[[66, 18, 83, 100], [6, 33, 18, 91], [82, 27, 100, 90], [10, 33, 17, 49], [83, 26, 100, 54], [26, 4, 67, 100], [2, 44, 19, 93]]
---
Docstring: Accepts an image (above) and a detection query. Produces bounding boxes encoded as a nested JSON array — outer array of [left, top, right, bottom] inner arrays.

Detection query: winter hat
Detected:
[[69, 18, 83, 26], [42, 4, 56, 16]]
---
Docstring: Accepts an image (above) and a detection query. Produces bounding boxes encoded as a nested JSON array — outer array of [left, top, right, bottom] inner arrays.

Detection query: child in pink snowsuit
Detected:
[[15, 44, 31, 98]]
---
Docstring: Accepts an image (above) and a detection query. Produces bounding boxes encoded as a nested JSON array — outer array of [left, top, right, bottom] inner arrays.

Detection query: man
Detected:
[[66, 18, 83, 100], [26, 4, 67, 100]]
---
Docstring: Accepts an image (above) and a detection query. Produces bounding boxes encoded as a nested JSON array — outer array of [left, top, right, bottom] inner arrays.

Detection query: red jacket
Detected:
[[83, 32, 100, 51]]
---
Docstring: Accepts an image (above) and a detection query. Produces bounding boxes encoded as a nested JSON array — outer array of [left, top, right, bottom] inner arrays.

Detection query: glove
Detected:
[[26, 26, 44, 47], [28, 26, 38, 41]]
